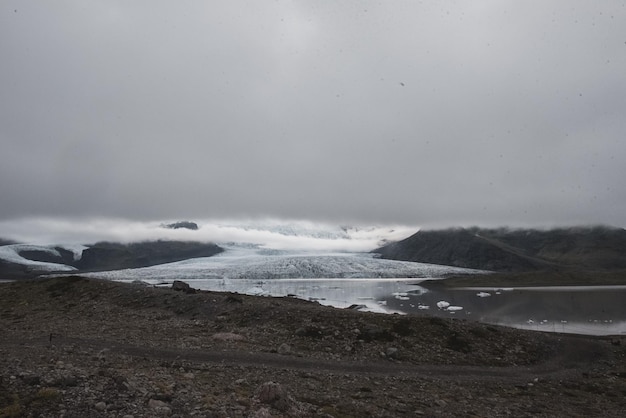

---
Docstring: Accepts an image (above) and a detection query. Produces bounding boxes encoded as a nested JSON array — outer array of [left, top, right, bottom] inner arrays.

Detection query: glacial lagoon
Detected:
[[112, 276, 626, 336], [84, 245, 626, 336]]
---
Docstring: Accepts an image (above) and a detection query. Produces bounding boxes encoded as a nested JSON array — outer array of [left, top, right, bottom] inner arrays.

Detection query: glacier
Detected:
[[83, 244, 484, 282], [82, 244, 488, 314], [0, 244, 83, 271]]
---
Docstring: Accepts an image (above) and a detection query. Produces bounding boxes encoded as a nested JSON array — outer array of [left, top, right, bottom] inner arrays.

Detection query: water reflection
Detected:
[[386, 284, 626, 336], [116, 278, 626, 336]]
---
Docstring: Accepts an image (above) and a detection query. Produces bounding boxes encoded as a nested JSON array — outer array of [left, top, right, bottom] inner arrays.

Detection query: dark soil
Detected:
[[1, 276, 626, 417]]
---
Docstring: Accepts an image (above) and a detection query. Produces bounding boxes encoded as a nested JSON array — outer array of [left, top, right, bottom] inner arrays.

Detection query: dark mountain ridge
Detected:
[[75, 240, 223, 271], [0, 240, 223, 278], [373, 225, 626, 272]]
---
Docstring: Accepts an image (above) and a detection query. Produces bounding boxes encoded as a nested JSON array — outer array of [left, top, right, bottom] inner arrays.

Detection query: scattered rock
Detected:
[[95, 401, 106, 411], [386, 347, 399, 359], [22, 374, 40, 385], [294, 325, 323, 339], [255, 381, 292, 411], [148, 399, 168, 409], [211, 332, 245, 341], [278, 343, 291, 354], [225, 294, 243, 303], [148, 399, 171, 415], [172, 280, 195, 293], [435, 399, 448, 407], [447, 333, 471, 353], [359, 326, 394, 342]]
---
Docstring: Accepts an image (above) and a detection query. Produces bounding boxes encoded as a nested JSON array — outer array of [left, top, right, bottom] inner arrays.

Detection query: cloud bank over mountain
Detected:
[[0, 218, 417, 252]]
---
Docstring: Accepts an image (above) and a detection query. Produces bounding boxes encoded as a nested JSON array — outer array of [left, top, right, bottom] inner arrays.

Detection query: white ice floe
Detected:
[[418, 304, 430, 310], [476, 292, 491, 298], [446, 306, 464, 311], [247, 286, 268, 296], [392, 292, 409, 297], [436, 301, 450, 309]]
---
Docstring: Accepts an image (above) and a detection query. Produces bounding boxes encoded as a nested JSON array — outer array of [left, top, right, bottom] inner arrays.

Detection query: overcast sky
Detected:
[[2, 1, 625, 237]]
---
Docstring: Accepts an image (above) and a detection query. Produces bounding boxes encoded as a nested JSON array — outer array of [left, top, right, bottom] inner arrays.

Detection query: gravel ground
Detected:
[[1, 276, 625, 417]]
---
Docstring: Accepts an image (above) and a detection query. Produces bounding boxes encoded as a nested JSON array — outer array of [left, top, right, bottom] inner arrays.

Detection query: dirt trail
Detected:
[[4, 335, 588, 383]]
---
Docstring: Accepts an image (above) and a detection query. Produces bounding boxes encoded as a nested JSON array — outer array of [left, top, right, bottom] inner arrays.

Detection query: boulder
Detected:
[[171, 280, 195, 293]]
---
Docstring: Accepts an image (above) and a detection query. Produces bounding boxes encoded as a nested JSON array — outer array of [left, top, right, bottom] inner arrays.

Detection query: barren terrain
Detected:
[[1, 276, 626, 417]]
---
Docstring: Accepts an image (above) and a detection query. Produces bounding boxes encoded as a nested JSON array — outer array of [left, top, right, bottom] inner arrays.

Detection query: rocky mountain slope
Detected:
[[373, 226, 626, 272]]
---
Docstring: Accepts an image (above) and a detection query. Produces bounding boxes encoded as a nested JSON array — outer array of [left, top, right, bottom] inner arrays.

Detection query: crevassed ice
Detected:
[[84, 244, 485, 281]]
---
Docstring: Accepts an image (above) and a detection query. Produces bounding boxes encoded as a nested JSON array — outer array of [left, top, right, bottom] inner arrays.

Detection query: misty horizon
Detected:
[[0, 216, 623, 250]]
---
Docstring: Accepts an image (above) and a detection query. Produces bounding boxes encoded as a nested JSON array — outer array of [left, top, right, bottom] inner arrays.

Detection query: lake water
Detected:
[[114, 277, 626, 336]]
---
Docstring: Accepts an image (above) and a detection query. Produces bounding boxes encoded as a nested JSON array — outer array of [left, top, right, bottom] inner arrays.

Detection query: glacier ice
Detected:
[[0, 244, 78, 271], [84, 244, 484, 282]]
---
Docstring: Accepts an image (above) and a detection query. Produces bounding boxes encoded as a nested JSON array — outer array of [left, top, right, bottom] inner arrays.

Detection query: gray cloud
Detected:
[[1, 1, 625, 230]]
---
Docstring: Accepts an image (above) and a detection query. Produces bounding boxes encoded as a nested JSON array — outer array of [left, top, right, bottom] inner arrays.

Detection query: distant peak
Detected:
[[162, 221, 199, 230]]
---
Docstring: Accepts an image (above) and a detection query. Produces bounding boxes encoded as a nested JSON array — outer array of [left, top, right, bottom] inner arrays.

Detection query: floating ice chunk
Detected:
[[446, 306, 463, 311], [247, 286, 268, 296], [392, 292, 408, 297], [476, 292, 491, 298], [436, 301, 450, 309], [395, 295, 410, 301], [418, 304, 430, 310]]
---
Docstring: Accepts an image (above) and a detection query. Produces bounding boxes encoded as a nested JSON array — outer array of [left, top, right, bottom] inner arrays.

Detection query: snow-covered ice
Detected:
[[0, 244, 77, 271]]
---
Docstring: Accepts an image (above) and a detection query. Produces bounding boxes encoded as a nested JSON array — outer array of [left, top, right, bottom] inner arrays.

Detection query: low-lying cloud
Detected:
[[0, 217, 418, 252]]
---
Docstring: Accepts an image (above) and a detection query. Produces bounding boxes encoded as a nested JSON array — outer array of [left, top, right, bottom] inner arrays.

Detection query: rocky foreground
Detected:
[[1, 276, 625, 417]]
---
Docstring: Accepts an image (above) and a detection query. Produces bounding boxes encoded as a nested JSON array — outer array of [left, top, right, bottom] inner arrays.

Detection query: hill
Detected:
[[373, 226, 626, 272], [0, 240, 223, 278]]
